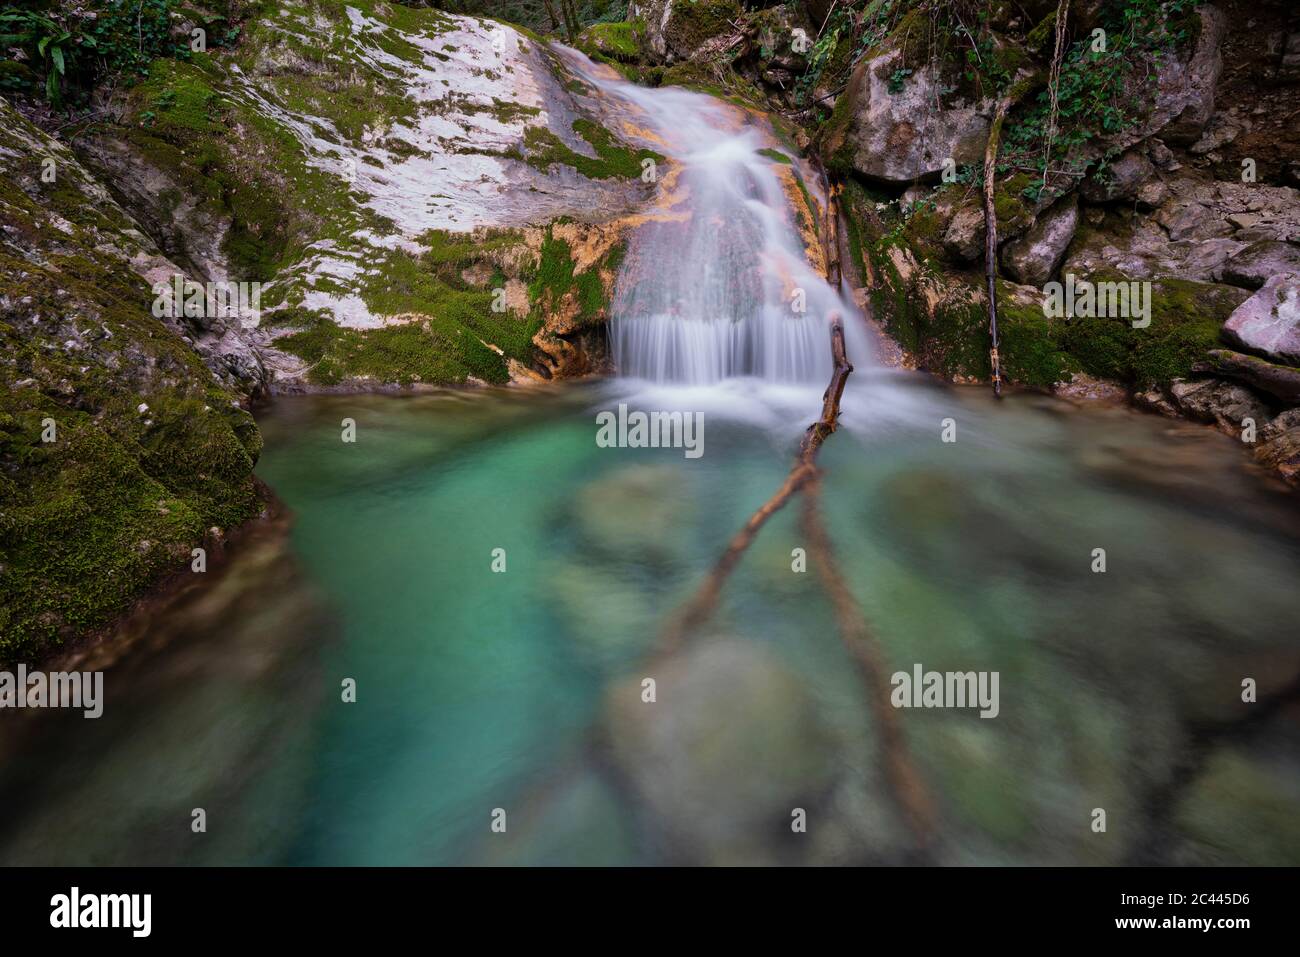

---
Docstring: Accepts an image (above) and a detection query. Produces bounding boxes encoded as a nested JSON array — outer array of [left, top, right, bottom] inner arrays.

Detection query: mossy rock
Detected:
[[662, 0, 741, 61], [577, 21, 644, 63]]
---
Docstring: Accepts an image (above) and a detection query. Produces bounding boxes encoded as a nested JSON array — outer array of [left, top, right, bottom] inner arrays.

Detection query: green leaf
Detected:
[[51, 46, 64, 75]]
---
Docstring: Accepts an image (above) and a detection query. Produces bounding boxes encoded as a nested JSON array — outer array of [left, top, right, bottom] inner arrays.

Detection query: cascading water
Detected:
[[559, 51, 870, 386]]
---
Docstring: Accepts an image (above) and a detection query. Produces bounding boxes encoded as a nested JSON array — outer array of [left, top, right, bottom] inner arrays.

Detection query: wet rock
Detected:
[[1221, 241, 1300, 290], [826, 46, 990, 186], [571, 464, 698, 565], [602, 639, 837, 863], [1198, 349, 1300, 404], [1080, 151, 1155, 204], [1222, 273, 1300, 365], [1167, 378, 1272, 435], [1256, 408, 1300, 486], [1000, 197, 1078, 286]]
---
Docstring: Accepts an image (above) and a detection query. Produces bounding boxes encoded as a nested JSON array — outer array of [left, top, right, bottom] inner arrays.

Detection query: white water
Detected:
[[561, 52, 870, 386]]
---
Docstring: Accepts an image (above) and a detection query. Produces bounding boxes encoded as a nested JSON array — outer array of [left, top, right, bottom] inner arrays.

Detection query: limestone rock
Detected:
[[1221, 241, 1300, 290], [1222, 273, 1300, 365], [602, 639, 837, 863], [827, 46, 990, 185], [1199, 350, 1300, 404], [1168, 378, 1272, 435], [1080, 151, 1155, 204], [1000, 197, 1079, 286], [1256, 409, 1300, 486]]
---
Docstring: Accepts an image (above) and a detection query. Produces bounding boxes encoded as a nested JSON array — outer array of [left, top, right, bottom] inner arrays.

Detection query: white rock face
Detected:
[[191, 7, 653, 333]]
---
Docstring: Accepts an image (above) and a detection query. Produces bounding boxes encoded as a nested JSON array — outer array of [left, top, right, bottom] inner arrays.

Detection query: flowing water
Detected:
[[2, 53, 1299, 867]]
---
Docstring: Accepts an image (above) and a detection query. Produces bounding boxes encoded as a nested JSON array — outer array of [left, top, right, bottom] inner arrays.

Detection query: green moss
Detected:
[[1025, 11, 1058, 55], [1059, 275, 1246, 387], [756, 147, 792, 164], [577, 21, 643, 62], [0, 242, 264, 658], [276, 313, 511, 386], [662, 0, 740, 58], [521, 120, 663, 180], [995, 282, 1077, 387]]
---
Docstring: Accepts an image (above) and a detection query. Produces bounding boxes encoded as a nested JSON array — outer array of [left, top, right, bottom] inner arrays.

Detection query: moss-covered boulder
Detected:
[[0, 102, 266, 659]]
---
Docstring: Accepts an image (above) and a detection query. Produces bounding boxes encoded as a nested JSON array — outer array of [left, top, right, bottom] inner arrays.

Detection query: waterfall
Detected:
[[561, 51, 868, 386]]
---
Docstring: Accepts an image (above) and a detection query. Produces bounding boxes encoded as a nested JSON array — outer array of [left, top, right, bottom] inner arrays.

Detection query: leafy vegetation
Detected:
[[0, 0, 245, 107]]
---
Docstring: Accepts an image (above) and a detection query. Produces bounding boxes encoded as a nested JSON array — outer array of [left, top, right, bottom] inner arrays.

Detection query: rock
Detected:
[[1159, 6, 1227, 146], [1000, 197, 1078, 286], [942, 203, 987, 263], [630, 0, 740, 63], [1135, 179, 1170, 211], [601, 639, 837, 863], [1256, 409, 1300, 485], [901, 184, 929, 207], [826, 46, 990, 185], [1222, 273, 1300, 365], [1198, 350, 1300, 404], [1188, 111, 1243, 155], [1221, 241, 1300, 289], [1157, 202, 1233, 242], [1080, 151, 1155, 203], [1168, 378, 1272, 435], [571, 464, 697, 565], [1147, 139, 1176, 170]]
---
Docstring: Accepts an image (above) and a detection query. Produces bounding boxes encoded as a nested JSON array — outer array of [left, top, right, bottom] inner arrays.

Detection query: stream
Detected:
[[1, 47, 1298, 867]]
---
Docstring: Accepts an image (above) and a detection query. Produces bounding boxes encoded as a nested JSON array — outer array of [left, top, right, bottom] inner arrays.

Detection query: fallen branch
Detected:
[[655, 315, 852, 657]]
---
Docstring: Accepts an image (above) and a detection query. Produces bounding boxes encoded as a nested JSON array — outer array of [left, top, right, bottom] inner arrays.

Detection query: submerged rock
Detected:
[[570, 464, 698, 566], [601, 639, 838, 864]]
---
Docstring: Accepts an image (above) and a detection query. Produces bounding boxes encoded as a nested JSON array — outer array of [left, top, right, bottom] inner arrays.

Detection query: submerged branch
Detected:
[[800, 481, 936, 850]]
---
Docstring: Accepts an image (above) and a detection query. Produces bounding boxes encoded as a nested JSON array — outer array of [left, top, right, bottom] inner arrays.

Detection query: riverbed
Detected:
[[2, 372, 1297, 865]]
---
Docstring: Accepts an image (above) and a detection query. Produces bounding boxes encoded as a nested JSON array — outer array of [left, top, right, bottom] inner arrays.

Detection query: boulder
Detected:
[[1158, 6, 1227, 146], [1222, 273, 1300, 365], [1168, 378, 1272, 436], [630, 0, 740, 63], [826, 46, 990, 185], [1198, 350, 1300, 405], [602, 639, 837, 862], [1221, 241, 1300, 290], [1000, 197, 1078, 286], [1080, 151, 1156, 204]]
